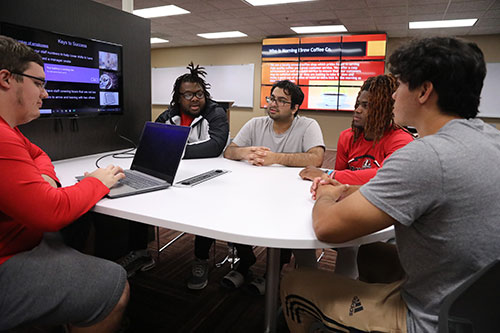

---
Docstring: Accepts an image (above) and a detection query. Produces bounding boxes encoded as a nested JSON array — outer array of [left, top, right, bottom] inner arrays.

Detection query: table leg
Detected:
[[264, 247, 280, 333]]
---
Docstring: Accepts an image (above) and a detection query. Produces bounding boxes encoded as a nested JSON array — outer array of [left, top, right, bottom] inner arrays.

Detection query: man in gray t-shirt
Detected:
[[220, 80, 325, 294], [224, 80, 324, 167], [281, 37, 500, 333]]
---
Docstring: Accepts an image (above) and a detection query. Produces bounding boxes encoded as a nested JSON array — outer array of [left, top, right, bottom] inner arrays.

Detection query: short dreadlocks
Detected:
[[170, 62, 211, 109]]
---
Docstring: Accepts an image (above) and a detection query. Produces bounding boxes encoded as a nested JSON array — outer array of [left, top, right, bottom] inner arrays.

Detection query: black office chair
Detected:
[[438, 259, 500, 333]]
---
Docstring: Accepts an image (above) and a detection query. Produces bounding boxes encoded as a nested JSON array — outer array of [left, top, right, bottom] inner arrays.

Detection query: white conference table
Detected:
[[53, 152, 394, 333]]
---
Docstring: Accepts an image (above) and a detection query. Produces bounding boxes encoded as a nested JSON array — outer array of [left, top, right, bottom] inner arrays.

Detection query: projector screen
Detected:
[[261, 34, 387, 112]]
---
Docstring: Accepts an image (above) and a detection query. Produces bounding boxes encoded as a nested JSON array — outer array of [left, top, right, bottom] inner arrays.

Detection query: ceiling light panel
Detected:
[[197, 31, 248, 39], [409, 18, 477, 29], [133, 5, 190, 19], [150, 38, 169, 44], [291, 25, 348, 33]]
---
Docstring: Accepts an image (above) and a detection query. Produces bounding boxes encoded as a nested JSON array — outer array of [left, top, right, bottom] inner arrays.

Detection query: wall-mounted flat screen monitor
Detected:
[[0, 22, 123, 117], [261, 34, 386, 112]]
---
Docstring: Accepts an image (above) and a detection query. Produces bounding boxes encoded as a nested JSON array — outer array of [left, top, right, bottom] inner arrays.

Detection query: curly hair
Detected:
[[388, 37, 485, 119], [352, 74, 400, 143], [170, 62, 211, 109]]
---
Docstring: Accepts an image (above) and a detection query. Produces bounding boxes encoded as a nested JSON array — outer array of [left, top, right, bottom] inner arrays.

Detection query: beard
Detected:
[[180, 100, 205, 118], [182, 108, 201, 117], [266, 108, 279, 120]]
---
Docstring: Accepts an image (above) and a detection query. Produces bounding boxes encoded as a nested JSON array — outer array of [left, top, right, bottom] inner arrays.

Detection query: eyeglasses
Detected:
[[180, 90, 205, 101], [11, 71, 47, 90], [266, 96, 291, 107]]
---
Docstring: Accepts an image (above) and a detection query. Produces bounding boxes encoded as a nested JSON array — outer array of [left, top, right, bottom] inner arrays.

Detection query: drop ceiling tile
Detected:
[[470, 26, 500, 35], [448, 1, 494, 12], [151, 16, 184, 24], [484, 8, 500, 18], [325, 0, 367, 10], [376, 23, 408, 31], [341, 17, 377, 26], [366, 0, 405, 7], [343, 23, 378, 31], [334, 8, 373, 18], [208, 0, 249, 10], [173, 0, 219, 12], [240, 15, 276, 24], [408, 3, 448, 14], [257, 23, 294, 35], [407, 0, 449, 4], [476, 17, 500, 27], [197, 10, 237, 20], [373, 15, 409, 24], [289, 0, 335, 11], [370, 6, 408, 16], [174, 14, 212, 23], [225, 7, 266, 18], [408, 13, 444, 21], [257, 4, 298, 15], [445, 11, 487, 19], [272, 11, 338, 23]]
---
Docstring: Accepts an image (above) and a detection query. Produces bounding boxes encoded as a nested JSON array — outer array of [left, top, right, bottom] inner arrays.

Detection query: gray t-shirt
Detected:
[[360, 119, 500, 333], [232, 116, 324, 153]]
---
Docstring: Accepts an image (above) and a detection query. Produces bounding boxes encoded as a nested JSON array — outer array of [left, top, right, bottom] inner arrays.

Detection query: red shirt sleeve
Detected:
[[0, 124, 109, 231], [22, 129, 59, 183]]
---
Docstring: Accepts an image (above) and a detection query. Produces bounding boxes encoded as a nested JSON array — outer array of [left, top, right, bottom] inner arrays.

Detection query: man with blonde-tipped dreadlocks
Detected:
[[300, 74, 414, 185], [298, 75, 414, 279]]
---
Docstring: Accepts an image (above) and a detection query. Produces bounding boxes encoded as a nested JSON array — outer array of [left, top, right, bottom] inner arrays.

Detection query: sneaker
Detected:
[[247, 276, 266, 295], [117, 249, 156, 278], [187, 258, 209, 290]]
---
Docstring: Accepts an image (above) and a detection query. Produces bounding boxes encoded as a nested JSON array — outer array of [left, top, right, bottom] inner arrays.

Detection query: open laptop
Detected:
[[84, 122, 190, 198]]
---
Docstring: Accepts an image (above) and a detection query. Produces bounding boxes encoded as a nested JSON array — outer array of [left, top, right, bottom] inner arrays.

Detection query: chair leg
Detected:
[[155, 227, 186, 263], [316, 248, 325, 263], [156, 226, 160, 262], [215, 242, 240, 268], [228, 243, 240, 269]]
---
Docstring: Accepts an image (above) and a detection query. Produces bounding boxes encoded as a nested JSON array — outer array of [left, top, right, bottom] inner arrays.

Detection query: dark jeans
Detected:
[[357, 242, 405, 283], [61, 212, 153, 260], [194, 236, 291, 276]]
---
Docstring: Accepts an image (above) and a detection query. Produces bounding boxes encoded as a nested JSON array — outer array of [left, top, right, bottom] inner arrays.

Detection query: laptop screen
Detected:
[[131, 122, 190, 184]]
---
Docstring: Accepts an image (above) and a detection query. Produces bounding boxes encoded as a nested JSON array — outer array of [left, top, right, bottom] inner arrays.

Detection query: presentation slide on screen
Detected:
[[0, 23, 122, 116], [260, 85, 361, 111], [261, 34, 386, 111], [262, 61, 385, 85]]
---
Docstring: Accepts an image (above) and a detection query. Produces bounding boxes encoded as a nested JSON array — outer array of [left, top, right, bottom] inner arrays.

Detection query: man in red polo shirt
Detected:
[[0, 35, 129, 332]]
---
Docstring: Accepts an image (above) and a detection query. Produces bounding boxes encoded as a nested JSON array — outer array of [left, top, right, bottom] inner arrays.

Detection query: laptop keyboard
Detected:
[[177, 169, 229, 186], [121, 170, 165, 189]]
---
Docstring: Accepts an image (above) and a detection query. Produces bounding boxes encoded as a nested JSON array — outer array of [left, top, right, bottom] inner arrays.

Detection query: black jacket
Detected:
[[155, 99, 229, 159]]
